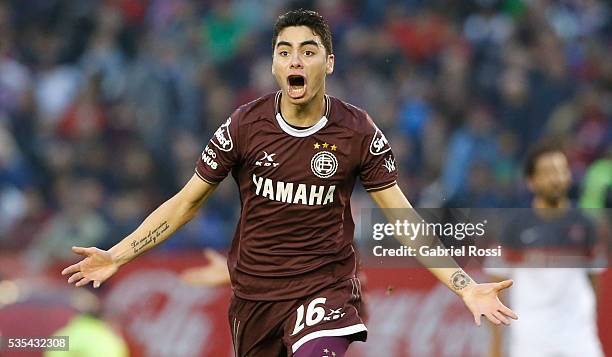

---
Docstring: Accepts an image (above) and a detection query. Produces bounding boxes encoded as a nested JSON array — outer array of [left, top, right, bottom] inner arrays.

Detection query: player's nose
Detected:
[[289, 52, 303, 69]]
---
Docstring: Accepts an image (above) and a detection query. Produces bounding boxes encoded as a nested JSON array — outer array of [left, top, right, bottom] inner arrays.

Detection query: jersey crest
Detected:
[[311, 151, 338, 178]]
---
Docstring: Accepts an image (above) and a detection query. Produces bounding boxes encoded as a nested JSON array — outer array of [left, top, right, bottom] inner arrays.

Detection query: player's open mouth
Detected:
[[287, 75, 306, 99]]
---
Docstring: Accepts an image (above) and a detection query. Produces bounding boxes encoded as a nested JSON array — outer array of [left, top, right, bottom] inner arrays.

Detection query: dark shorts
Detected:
[[228, 277, 368, 357]]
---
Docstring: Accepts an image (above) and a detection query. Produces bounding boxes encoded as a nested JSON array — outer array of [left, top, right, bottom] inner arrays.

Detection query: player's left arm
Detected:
[[180, 249, 231, 287], [369, 184, 518, 326]]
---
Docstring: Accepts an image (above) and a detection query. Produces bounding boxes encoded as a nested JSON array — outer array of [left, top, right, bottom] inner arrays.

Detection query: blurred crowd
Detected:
[[0, 0, 610, 267]]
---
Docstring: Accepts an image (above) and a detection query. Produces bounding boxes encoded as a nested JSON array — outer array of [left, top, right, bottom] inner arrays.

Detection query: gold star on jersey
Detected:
[[313, 142, 338, 151]]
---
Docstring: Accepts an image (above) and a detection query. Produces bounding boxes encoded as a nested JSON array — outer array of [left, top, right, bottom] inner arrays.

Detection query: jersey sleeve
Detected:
[[195, 110, 242, 184], [359, 113, 398, 192]]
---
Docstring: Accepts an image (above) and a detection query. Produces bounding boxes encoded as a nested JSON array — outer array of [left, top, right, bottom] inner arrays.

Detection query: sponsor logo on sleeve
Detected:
[[211, 117, 233, 152], [369, 128, 391, 155], [200, 145, 218, 170], [383, 155, 396, 173]]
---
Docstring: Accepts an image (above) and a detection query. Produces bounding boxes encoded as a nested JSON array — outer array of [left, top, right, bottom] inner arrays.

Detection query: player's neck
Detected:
[[279, 90, 326, 128], [532, 196, 570, 209]]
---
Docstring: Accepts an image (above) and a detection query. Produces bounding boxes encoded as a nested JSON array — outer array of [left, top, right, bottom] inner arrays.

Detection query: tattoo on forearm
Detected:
[[131, 221, 170, 254], [450, 271, 471, 290]]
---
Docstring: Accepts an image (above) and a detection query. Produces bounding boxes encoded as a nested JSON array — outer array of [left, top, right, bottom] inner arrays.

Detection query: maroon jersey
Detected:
[[195, 91, 397, 301]]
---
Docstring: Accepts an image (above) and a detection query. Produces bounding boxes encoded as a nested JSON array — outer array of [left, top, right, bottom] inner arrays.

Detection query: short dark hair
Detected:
[[272, 9, 333, 55], [523, 140, 564, 178]]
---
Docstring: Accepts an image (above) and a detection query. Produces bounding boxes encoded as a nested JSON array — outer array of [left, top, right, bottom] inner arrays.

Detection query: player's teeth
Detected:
[[289, 86, 305, 96]]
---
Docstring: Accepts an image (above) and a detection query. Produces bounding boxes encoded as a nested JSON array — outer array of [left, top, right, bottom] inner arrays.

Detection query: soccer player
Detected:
[[62, 9, 517, 357], [487, 142, 604, 357]]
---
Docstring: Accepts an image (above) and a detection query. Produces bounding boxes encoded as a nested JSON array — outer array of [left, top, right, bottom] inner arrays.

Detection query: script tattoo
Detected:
[[131, 221, 170, 254], [450, 271, 471, 290]]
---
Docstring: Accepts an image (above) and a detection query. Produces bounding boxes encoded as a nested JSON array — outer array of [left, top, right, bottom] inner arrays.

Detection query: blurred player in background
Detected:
[[62, 9, 516, 357], [580, 147, 612, 210], [487, 141, 604, 357]]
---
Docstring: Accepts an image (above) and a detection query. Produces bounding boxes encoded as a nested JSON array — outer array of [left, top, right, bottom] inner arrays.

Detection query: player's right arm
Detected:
[[61, 174, 217, 288]]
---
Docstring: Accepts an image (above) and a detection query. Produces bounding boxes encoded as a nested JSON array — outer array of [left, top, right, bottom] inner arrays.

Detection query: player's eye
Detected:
[[279, 50, 289, 57], [304, 50, 314, 56]]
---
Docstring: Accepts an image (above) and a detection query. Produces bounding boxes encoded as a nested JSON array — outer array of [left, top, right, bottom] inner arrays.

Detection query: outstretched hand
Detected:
[[61, 246, 118, 288], [462, 279, 518, 326], [180, 249, 230, 287]]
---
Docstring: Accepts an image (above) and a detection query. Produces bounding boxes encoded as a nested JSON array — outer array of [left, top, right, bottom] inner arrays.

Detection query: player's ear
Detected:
[[326, 54, 335, 75], [526, 177, 536, 193]]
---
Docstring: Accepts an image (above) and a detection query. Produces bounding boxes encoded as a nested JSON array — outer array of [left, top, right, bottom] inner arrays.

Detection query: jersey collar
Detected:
[[274, 91, 330, 138]]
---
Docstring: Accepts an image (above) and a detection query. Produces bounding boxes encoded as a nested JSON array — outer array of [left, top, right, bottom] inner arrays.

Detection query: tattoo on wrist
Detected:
[[131, 221, 170, 254], [450, 271, 471, 290]]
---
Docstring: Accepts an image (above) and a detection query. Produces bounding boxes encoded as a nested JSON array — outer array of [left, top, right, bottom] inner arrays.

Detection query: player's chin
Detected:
[[284, 87, 310, 103], [546, 191, 565, 201]]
